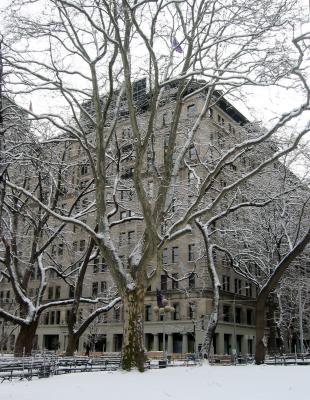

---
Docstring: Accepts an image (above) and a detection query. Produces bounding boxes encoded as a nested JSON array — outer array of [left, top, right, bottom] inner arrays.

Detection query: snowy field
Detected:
[[1, 363, 309, 400]]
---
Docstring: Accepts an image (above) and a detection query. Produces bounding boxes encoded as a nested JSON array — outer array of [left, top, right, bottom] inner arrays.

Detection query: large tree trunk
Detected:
[[200, 287, 220, 359], [121, 287, 145, 371], [14, 320, 38, 357], [65, 334, 79, 356], [255, 228, 310, 364], [267, 294, 279, 354], [255, 297, 267, 364]]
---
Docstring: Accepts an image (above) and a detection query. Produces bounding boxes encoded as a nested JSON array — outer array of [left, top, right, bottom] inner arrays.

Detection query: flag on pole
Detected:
[[171, 37, 183, 53], [156, 289, 163, 307]]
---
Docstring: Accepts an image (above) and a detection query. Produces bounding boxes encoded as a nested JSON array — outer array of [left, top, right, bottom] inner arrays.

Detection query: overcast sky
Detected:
[[0, 0, 309, 152]]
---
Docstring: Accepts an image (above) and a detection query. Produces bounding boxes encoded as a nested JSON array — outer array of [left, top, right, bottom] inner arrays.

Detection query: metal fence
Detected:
[[0, 352, 121, 382]]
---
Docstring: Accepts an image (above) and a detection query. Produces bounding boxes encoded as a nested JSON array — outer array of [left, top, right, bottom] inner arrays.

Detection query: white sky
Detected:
[[0, 0, 309, 164]]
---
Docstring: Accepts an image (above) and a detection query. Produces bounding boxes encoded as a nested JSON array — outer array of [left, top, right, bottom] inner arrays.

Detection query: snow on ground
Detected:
[[1, 363, 309, 400]]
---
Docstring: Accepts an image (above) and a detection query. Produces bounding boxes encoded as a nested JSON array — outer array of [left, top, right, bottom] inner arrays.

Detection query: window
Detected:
[[147, 149, 154, 167], [222, 255, 230, 268], [50, 311, 55, 325], [172, 152, 177, 165], [246, 309, 253, 325], [122, 127, 132, 140], [223, 305, 230, 322], [188, 244, 195, 261], [235, 307, 241, 324], [69, 286, 75, 298], [78, 309, 83, 323], [222, 275, 230, 292], [56, 310, 61, 325], [79, 240, 86, 252], [92, 282, 98, 297], [44, 312, 49, 325], [80, 163, 89, 176], [187, 104, 197, 115], [79, 180, 89, 190], [30, 269, 35, 280], [171, 198, 176, 213], [162, 248, 168, 265], [172, 303, 180, 320], [161, 275, 167, 291], [119, 232, 126, 246], [162, 112, 169, 127], [128, 231, 134, 244], [93, 258, 99, 273], [246, 284, 252, 297], [101, 281, 107, 293], [58, 243, 63, 256], [234, 279, 242, 294], [189, 273, 195, 289], [172, 273, 179, 290], [114, 307, 121, 321], [189, 302, 196, 319], [172, 247, 179, 263], [145, 305, 152, 321], [48, 287, 53, 300], [189, 146, 197, 160], [55, 286, 61, 300], [217, 114, 224, 125], [101, 258, 107, 272]]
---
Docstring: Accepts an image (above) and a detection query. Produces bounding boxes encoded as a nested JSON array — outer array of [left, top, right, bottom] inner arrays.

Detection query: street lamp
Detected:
[[154, 298, 175, 359]]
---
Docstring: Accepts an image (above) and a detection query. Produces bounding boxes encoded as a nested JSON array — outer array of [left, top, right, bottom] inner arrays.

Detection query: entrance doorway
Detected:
[[44, 335, 59, 351]]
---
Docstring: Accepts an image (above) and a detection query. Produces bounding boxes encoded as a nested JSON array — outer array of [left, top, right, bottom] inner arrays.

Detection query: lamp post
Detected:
[[154, 298, 175, 359]]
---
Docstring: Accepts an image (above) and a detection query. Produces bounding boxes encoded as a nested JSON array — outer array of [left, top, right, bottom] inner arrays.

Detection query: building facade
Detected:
[[0, 82, 259, 356]]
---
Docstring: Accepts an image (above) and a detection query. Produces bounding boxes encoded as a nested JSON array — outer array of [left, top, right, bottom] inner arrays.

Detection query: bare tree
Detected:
[[224, 168, 310, 363], [0, 0, 309, 370]]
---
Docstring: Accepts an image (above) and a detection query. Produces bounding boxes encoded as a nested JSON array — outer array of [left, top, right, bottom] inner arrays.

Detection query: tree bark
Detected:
[[121, 287, 145, 371], [200, 286, 220, 359], [267, 294, 279, 354], [255, 297, 267, 364], [255, 228, 310, 364], [14, 320, 39, 357], [65, 334, 79, 356]]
